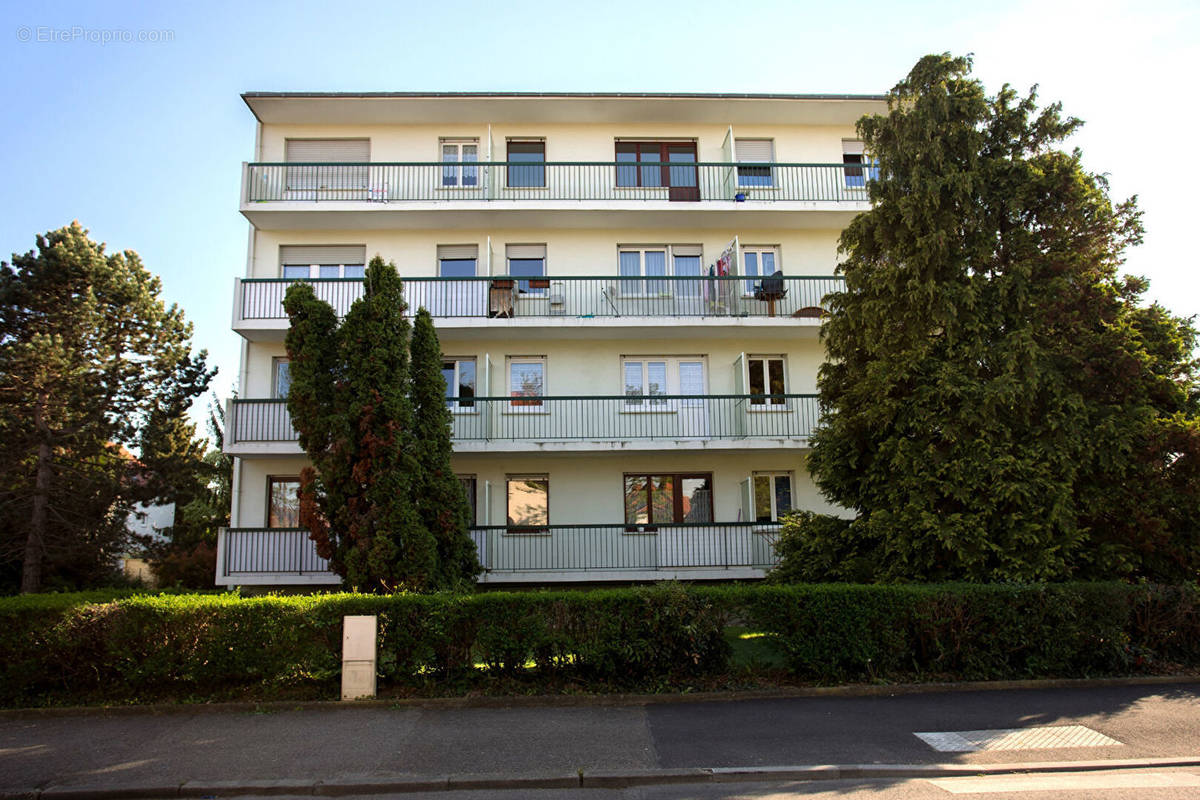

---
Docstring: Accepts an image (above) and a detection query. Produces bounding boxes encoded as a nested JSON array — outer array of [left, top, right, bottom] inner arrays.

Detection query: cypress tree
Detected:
[[284, 256, 436, 591], [410, 307, 481, 588]]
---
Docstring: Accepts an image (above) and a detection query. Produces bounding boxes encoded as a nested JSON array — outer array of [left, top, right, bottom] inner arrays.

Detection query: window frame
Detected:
[[505, 244, 548, 296], [747, 355, 788, 408], [457, 474, 478, 527], [616, 244, 703, 297], [506, 139, 546, 188], [271, 357, 291, 399], [842, 140, 879, 189], [752, 471, 794, 523], [622, 472, 714, 529], [505, 473, 549, 532], [741, 245, 781, 296], [614, 140, 698, 189], [441, 356, 477, 412], [506, 355, 547, 411], [266, 475, 301, 528], [735, 138, 776, 188], [439, 138, 480, 188]]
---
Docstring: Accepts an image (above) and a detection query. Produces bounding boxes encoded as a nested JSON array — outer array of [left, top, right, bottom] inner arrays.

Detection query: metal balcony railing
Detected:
[[227, 395, 819, 446], [237, 275, 843, 321], [245, 161, 873, 203], [218, 523, 780, 578]]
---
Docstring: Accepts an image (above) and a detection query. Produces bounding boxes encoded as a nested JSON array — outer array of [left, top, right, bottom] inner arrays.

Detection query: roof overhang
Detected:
[[241, 92, 888, 126]]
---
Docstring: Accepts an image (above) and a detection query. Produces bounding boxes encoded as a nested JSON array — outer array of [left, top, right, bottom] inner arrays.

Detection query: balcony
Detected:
[[233, 275, 843, 341], [215, 523, 781, 585], [240, 161, 871, 230], [225, 394, 819, 456]]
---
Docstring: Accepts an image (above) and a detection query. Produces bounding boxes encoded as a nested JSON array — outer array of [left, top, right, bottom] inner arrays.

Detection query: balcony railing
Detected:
[[228, 395, 819, 446], [245, 161, 872, 204], [237, 275, 843, 321], [219, 523, 780, 579]]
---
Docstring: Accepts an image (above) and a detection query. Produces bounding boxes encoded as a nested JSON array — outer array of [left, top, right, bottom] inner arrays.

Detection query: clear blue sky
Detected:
[[2, 0, 1197, 428]]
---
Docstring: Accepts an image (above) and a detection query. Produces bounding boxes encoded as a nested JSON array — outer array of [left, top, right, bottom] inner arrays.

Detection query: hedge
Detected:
[[0, 583, 1195, 706]]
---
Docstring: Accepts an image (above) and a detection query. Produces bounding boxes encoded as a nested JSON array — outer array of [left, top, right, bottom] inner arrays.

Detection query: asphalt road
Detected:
[[0, 681, 1197, 798]]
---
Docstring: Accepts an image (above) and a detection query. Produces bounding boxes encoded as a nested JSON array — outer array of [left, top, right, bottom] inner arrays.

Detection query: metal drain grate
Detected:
[[914, 725, 1122, 752]]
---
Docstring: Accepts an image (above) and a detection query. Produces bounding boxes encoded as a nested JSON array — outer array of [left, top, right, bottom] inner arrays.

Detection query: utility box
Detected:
[[341, 615, 377, 701]]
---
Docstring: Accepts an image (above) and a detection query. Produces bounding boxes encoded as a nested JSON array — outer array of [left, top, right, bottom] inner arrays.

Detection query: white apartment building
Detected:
[[218, 91, 885, 587]]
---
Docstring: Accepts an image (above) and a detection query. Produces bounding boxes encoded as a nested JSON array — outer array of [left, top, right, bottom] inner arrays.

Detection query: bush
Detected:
[[769, 511, 879, 583]]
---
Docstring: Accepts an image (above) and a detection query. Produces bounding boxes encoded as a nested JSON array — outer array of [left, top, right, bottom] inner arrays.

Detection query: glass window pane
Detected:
[[441, 364, 456, 401], [318, 265, 340, 278], [647, 362, 667, 399], [645, 250, 667, 295], [459, 477, 477, 526], [743, 251, 760, 294], [667, 147, 698, 188], [681, 477, 712, 522], [748, 358, 766, 399], [439, 258, 476, 278], [616, 144, 638, 187], [462, 145, 478, 186], [442, 143, 459, 186], [507, 141, 545, 187], [775, 475, 792, 518], [761, 251, 776, 273], [768, 359, 785, 403], [624, 361, 643, 400], [624, 475, 648, 524], [650, 475, 675, 523], [619, 251, 643, 295], [507, 477, 548, 527], [509, 257, 545, 294], [674, 255, 701, 296], [274, 360, 291, 399], [343, 264, 365, 279], [268, 479, 300, 527], [639, 146, 662, 187], [458, 360, 476, 399], [282, 265, 309, 279], [754, 475, 772, 523], [510, 362, 544, 399]]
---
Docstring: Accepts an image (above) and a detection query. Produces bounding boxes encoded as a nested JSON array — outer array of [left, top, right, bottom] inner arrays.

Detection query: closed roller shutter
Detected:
[[505, 244, 546, 260], [284, 139, 370, 162], [672, 244, 702, 258], [735, 139, 774, 163], [437, 244, 479, 260], [279, 245, 367, 266]]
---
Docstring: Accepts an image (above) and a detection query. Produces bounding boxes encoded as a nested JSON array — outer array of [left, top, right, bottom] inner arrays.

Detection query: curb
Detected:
[[9, 757, 1200, 799], [2, 674, 1197, 719]]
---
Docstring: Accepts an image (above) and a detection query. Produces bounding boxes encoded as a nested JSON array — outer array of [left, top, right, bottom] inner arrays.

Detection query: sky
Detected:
[[2, 0, 1197, 430]]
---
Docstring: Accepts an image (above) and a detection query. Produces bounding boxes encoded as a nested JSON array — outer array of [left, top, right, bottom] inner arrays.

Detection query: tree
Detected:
[[794, 54, 1200, 583], [0, 223, 214, 593], [284, 256, 438, 591], [410, 308, 481, 587]]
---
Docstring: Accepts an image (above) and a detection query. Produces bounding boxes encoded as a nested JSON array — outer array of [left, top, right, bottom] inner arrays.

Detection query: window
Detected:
[[623, 473, 713, 525], [614, 141, 697, 189], [267, 477, 301, 527], [284, 139, 369, 193], [507, 140, 545, 188], [272, 358, 291, 399], [736, 139, 775, 187], [440, 139, 479, 187], [458, 475, 477, 526], [741, 246, 779, 294], [437, 244, 478, 278], [442, 357, 477, 410], [748, 356, 786, 406], [508, 356, 545, 408], [842, 140, 879, 188], [617, 245, 702, 296], [279, 245, 367, 279], [507, 474, 548, 528], [623, 359, 669, 406], [753, 472, 793, 523], [506, 244, 546, 295], [622, 356, 706, 408]]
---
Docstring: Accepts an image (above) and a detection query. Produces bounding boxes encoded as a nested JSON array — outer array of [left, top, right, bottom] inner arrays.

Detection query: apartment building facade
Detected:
[[218, 92, 885, 587]]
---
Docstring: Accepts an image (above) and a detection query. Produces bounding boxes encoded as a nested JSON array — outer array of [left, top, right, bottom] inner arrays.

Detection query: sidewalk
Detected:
[[1, 681, 1197, 798]]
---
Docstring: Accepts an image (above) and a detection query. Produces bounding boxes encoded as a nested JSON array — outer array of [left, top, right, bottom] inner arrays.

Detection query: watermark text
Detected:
[[16, 26, 175, 44]]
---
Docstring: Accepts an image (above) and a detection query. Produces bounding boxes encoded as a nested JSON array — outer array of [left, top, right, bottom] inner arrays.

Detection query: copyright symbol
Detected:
[[16, 26, 31, 41]]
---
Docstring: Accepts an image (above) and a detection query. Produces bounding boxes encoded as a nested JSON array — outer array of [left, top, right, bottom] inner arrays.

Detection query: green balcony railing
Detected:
[[238, 275, 843, 321], [228, 395, 819, 446], [218, 523, 780, 579], [245, 161, 874, 204]]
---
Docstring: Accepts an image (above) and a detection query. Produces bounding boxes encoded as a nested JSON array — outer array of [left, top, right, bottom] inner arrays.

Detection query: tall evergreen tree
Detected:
[[796, 54, 1199, 582], [0, 223, 214, 592], [410, 308, 481, 588], [284, 257, 438, 591]]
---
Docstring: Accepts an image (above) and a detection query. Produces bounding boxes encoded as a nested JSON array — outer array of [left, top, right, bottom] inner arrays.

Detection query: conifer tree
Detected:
[[794, 54, 1199, 582], [284, 257, 437, 591], [410, 308, 481, 587]]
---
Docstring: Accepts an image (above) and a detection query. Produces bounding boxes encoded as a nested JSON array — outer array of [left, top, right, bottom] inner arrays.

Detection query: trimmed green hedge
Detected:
[[1, 583, 1196, 706]]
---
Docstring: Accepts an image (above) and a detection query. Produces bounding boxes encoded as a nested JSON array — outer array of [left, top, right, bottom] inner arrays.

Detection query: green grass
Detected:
[[725, 625, 788, 670]]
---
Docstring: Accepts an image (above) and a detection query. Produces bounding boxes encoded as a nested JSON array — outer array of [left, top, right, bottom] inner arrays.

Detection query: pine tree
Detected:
[[410, 308, 481, 588], [0, 223, 214, 592], [796, 54, 1199, 582], [284, 256, 437, 591]]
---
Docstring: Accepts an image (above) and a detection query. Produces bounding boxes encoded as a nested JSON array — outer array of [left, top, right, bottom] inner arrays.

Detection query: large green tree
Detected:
[[284, 256, 438, 591], [0, 223, 214, 593], [410, 308, 480, 588], [796, 54, 1199, 583]]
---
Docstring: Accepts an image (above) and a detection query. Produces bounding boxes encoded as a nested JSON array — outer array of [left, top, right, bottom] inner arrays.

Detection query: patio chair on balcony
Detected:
[[753, 270, 787, 317]]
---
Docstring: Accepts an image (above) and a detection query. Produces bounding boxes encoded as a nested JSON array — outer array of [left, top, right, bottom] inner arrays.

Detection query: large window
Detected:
[[748, 355, 786, 406], [437, 244, 478, 278], [617, 245, 702, 296], [508, 356, 545, 408], [507, 140, 545, 188], [741, 246, 779, 295], [272, 358, 291, 399], [506, 244, 547, 295], [507, 474, 548, 528], [440, 139, 479, 187], [623, 473, 713, 525], [623, 359, 669, 406], [267, 477, 300, 527], [735, 138, 775, 187], [442, 357, 477, 410], [614, 141, 697, 190], [279, 245, 366, 279], [621, 356, 705, 408], [753, 472, 793, 523]]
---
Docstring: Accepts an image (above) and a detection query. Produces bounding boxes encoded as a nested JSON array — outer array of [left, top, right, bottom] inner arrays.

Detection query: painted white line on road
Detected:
[[914, 725, 1122, 752], [928, 770, 1200, 794]]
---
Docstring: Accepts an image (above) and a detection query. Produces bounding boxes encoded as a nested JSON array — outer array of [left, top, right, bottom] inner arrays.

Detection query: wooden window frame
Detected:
[[505, 473, 549, 533], [614, 141, 698, 188], [266, 476, 301, 528], [622, 472, 713, 529]]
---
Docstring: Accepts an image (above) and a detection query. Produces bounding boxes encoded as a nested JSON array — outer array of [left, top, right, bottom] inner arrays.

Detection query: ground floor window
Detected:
[[507, 474, 548, 528], [623, 473, 713, 525], [753, 471, 793, 523], [267, 476, 301, 527]]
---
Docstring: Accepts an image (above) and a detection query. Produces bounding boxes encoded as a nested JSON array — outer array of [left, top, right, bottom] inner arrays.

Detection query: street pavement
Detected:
[[0, 681, 1197, 798]]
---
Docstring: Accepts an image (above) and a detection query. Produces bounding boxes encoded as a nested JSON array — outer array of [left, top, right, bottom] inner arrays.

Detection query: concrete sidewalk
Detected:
[[1, 681, 1197, 798]]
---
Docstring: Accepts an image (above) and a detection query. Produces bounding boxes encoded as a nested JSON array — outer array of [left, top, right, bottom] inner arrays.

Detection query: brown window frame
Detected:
[[622, 472, 713, 529], [614, 141, 698, 188], [266, 476, 301, 528]]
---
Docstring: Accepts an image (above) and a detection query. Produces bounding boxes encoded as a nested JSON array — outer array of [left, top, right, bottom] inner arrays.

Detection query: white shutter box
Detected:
[[279, 245, 367, 266], [736, 139, 774, 163], [284, 139, 370, 163], [505, 244, 546, 260], [437, 244, 479, 261], [672, 244, 702, 258]]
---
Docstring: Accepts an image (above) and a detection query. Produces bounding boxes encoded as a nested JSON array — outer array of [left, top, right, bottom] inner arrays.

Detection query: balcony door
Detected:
[[615, 142, 699, 201]]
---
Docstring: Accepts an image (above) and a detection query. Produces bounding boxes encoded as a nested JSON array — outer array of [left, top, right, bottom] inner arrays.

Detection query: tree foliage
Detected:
[[0, 223, 214, 593], [284, 257, 479, 592], [794, 54, 1200, 583]]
